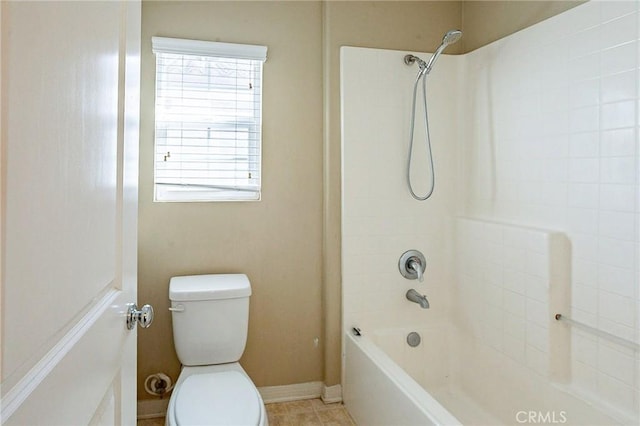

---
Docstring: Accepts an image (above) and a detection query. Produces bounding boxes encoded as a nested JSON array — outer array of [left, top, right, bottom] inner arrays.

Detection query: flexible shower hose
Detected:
[[407, 70, 435, 201]]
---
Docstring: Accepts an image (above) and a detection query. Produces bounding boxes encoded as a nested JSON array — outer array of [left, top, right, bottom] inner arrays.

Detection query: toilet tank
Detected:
[[169, 274, 251, 366]]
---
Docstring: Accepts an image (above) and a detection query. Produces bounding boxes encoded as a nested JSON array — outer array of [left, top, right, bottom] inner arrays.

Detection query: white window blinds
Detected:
[[152, 37, 267, 201]]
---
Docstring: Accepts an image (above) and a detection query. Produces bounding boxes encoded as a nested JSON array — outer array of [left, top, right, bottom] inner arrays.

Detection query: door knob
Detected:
[[127, 303, 154, 330]]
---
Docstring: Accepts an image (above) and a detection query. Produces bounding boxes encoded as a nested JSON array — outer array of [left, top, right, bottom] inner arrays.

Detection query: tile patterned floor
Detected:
[[136, 398, 356, 426], [266, 398, 355, 426], [137, 417, 164, 426]]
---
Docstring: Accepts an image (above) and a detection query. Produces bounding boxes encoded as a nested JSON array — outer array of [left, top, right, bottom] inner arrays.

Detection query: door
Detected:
[[1, 1, 141, 424]]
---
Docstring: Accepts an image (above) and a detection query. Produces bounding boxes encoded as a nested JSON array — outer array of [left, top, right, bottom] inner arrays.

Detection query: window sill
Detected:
[[154, 185, 260, 202]]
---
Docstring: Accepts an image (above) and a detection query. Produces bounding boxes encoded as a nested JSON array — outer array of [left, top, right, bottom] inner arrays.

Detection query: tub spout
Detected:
[[406, 289, 429, 309]]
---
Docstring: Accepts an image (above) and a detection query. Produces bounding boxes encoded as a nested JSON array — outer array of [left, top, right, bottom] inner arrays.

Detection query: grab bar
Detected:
[[555, 314, 639, 351]]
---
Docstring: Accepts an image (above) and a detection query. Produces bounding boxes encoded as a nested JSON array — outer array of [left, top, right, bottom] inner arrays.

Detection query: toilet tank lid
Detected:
[[169, 274, 251, 301]]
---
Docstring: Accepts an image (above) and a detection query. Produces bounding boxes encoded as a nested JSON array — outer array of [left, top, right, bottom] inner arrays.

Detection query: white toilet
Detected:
[[166, 274, 268, 426]]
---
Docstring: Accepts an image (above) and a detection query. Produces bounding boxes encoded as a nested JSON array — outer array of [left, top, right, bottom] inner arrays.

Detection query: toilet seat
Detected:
[[174, 370, 261, 426]]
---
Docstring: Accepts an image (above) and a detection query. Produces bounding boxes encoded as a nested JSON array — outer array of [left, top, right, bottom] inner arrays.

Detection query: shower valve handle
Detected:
[[399, 250, 427, 281]]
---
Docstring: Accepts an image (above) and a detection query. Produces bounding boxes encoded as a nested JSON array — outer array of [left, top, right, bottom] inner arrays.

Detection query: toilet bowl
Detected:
[[166, 364, 267, 426], [166, 274, 267, 426]]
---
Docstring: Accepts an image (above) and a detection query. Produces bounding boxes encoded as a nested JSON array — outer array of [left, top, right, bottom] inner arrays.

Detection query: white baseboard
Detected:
[[137, 398, 169, 420], [321, 384, 343, 404], [137, 381, 343, 419], [258, 381, 323, 404], [258, 381, 343, 405]]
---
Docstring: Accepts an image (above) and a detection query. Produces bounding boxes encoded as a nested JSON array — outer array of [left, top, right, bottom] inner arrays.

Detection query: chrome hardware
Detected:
[[406, 289, 429, 309], [407, 331, 421, 347], [399, 250, 426, 281], [555, 313, 639, 351], [168, 305, 185, 312], [404, 54, 427, 72], [404, 54, 418, 66], [127, 303, 154, 330]]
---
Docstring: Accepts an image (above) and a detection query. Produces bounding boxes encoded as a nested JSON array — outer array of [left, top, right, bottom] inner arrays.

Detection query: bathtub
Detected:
[[344, 325, 628, 426], [344, 328, 460, 426]]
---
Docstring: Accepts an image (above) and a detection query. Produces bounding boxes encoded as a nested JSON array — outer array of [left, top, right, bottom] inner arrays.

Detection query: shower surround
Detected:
[[342, 1, 639, 424]]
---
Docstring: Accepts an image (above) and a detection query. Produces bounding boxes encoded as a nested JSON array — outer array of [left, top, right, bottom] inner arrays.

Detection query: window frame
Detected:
[[151, 37, 267, 202]]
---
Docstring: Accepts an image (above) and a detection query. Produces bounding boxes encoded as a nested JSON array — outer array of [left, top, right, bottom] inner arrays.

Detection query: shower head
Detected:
[[423, 29, 462, 75], [442, 29, 463, 46]]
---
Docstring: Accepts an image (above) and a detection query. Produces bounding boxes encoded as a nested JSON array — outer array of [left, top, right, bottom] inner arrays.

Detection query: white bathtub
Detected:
[[344, 329, 461, 426], [344, 326, 629, 426]]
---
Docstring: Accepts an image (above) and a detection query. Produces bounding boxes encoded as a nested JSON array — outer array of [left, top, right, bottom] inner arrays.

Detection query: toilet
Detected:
[[166, 274, 268, 426]]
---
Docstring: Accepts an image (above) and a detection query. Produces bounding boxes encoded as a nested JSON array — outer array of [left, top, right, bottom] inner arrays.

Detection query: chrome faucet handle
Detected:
[[399, 250, 426, 281], [408, 258, 424, 282]]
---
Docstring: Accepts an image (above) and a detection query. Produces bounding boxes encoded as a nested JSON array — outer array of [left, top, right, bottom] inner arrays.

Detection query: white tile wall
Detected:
[[462, 0, 639, 418], [342, 0, 639, 422], [455, 218, 570, 377], [341, 46, 460, 333]]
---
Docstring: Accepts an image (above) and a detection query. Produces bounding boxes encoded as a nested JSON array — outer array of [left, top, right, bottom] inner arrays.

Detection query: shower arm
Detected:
[[404, 54, 427, 72]]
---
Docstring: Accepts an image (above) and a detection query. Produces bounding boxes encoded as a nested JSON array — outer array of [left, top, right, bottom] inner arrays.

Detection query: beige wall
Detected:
[[138, 0, 324, 397], [138, 0, 584, 399], [461, 0, 584, 52]]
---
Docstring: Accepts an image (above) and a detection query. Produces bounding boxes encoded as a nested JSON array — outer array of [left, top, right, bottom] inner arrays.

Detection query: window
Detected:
[[152, 37, 267, 201]]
